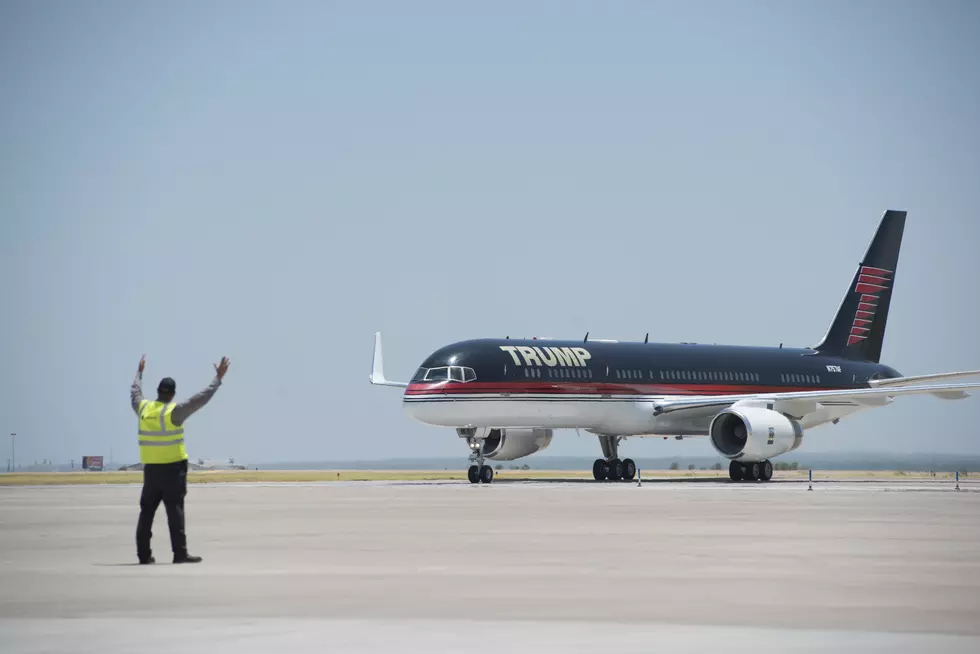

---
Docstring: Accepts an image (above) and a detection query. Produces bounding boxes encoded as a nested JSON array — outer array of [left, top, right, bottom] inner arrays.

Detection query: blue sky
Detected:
[[2, 0, 979, 466]]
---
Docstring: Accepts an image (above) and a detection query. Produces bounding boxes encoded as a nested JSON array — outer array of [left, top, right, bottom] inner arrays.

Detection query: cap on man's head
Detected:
[[157, 377, 176, 394]]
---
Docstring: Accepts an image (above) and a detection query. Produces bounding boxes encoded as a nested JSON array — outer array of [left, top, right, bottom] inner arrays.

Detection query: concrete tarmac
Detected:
[[2, 478, 980, 652]]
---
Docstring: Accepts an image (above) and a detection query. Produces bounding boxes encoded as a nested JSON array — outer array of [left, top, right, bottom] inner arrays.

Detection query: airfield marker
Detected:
[[808, 469, 813, 491], [955, 470, 960, 491]]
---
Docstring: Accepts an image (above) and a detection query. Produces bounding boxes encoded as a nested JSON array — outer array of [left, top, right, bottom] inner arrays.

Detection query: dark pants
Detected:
[[136, 459, 188, 560]]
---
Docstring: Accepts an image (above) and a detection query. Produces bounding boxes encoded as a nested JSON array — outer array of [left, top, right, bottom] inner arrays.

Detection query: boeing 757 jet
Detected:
[[370, 210, 980, 483]]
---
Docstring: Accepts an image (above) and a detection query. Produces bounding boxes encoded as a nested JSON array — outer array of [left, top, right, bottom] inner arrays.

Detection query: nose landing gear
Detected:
[[468, 464, 494, 484], [464, 435, 494, 484]]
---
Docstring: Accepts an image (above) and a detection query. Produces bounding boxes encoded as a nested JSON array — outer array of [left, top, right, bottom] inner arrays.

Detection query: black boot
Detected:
[[173, 552, 202, 563], [139, 556, 155, 564]]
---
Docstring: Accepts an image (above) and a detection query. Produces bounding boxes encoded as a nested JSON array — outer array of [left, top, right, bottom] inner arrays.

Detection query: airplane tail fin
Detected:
[[811, 209, 907, 363]]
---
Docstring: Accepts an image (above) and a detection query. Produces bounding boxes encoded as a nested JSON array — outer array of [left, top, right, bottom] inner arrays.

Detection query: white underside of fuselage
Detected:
[[403, 394, 869, 437]]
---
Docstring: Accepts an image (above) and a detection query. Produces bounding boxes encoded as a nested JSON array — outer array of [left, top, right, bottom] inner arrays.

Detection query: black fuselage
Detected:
[[409, 338, 901, 396]]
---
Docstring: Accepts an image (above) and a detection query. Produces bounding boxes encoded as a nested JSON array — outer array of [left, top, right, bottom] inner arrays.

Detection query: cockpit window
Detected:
[[424, 367, 450, 382], [413, 365, 477, 383]]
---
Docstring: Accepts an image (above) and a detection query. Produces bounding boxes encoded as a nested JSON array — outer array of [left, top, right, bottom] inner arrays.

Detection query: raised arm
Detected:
[[131, 355, 145, 414], [170, 357, 230, 426]]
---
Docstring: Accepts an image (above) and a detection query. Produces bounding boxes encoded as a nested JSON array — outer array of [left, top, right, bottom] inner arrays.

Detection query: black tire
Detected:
[[622, 458, 637, 481], [592, 458, 608, 481], [761, 460, 773, 482], [479, 465, 494, 483], [745, 462, 760, 481], [608, 459, 623, 481], [729, 461, 743, 482], [467, 465, 479, 484]]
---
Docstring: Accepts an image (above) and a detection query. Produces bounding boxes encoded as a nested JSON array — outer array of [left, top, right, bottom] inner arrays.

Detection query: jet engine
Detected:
[[479, 428, 554, 461], [708, 407, 803, 462]]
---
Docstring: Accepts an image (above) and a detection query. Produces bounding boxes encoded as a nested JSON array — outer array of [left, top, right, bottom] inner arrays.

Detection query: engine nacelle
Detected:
[[457, 427, 553, 461], [708, 407, 803, 462]]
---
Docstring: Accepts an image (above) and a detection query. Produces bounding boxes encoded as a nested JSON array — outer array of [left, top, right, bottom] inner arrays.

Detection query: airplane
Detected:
[[370, 209, 980, 484]]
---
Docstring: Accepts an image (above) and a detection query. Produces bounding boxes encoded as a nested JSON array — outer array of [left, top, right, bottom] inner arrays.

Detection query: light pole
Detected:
[[10, 433, 15, 472]]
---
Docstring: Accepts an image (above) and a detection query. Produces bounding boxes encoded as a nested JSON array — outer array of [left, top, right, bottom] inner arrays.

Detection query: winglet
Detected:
[[370, 332, 409, 387]]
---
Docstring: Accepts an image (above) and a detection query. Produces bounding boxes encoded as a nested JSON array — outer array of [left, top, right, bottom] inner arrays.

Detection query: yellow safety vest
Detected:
[[137, 400, 187, 464]]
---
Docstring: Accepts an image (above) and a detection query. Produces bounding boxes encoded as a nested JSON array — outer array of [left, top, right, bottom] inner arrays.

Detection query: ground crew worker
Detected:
[[130, 354, 230, 564]]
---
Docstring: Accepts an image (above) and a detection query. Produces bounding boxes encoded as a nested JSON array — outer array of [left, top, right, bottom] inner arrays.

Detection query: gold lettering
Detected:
[[517, 346, 542, 366], [558, 347, 581, 366], [551, 347, 573, 367], [535, 346, 558, 366], [571, 347, 592, 367], [499, 345, 522, 365]]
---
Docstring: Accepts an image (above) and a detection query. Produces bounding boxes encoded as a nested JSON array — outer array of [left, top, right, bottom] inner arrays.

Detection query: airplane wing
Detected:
[[867, 370, 980, 399], [369, 332, 409, 387], [868, 370, 980, 387], [651, 381, 980, 418]]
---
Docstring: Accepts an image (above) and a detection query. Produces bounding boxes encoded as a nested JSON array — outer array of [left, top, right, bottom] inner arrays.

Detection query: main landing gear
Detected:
[[592, 435, 637, 482], [729, 459, 773, 483]]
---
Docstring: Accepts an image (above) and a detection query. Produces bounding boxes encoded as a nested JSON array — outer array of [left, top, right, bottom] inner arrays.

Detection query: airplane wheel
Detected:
[[467, 465, 479, 484], [608, 458, 623, 481], [592, 459, 609, 481], [729, 461, 743, 482], [622, 458, 637, 481], [479, 465, 494, 484], [760, 460, 773, 482], [745, 462, 760, 481]]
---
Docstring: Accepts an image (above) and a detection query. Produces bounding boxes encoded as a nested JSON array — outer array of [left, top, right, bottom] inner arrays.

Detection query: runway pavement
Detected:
[[2, 477, 979, 652]]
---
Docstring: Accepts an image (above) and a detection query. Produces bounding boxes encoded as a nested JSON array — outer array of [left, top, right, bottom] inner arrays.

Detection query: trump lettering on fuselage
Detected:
[[499, 345, 592, 367]]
